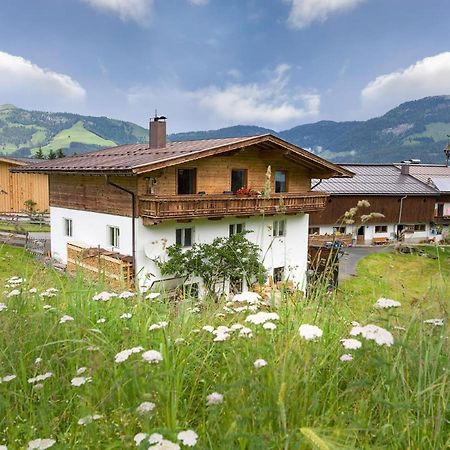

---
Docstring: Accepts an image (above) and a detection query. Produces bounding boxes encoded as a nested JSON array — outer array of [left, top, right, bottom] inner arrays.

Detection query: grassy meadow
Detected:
[[0, 244, 448, 449]]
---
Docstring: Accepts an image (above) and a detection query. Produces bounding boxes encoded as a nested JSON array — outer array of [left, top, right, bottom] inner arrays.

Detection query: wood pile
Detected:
[[67, 243, 134, 289]]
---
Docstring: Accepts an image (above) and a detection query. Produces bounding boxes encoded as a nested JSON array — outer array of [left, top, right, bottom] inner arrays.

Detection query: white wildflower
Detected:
[[263, 322, 276, 330], [299, 324, 323, 341], [230, 323, 244, 331], [96, 318, 106, 323], [40, 288, 58, 298], [239, 327, 253, 338], [114, 347, 143, 363], [76, 367, 87, 375], [59, 315, 74, 324], [86, 346, 100, 352], [350, 324, 394, 347], [374, 298, 401, 309], [136, 401, 155, 414], [32, 383, 44, 391], [27, 372, 53, 384], [118, 291, 134, 299], [232, 292, 262, 305], [43, 305, 52, 310], [0, 303, 7, 312], [340, 354, 353, 362], [212, 328, 230, 342], [78, 414, 102, 425], [206, 392, 223, 406], [149, 321, 168, 331], [120, 312, 132, 320], [254, 359, 268, 369], [146, 292, 161, 300], [424, 319, 444, 326], [202, 325, 214, 333], [71, 376, 92, 387], [215, 313, 226, 318], [340, 338, 362, 350], [92, 291, 116, 302], [134, 433, 148, 446], [34, 357, 42, 365], [245, 311, 279, 325], [29, 288, 37, 294], [7, 289, 20, 298], [27, 438, 56, 449], [142, 350, 163, 364], [0, 374, 16, 383], [0, 445, 7, 450], [148, 434, 164, 445], [177, 430, 198, 447], [174, 338, 185, 345]]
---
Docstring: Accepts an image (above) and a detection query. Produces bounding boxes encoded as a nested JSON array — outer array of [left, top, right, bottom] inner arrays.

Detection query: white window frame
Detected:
[[176, 227, 194, 247], [108, 226, 120, 249], [374, 225, 388, 234], [273, 219, 286, 237], [229, 223, 245, 236], [64, 218, 73, 237]]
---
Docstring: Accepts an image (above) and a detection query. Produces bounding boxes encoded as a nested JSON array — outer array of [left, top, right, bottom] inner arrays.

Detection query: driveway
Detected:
[[339, 246, 391, 282]]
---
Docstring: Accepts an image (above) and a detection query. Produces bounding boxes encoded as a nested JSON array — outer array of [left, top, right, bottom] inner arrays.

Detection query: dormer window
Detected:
[[177, 168, 196, 194], [231, 169, 247, 193], [275, 171, 287, 193]]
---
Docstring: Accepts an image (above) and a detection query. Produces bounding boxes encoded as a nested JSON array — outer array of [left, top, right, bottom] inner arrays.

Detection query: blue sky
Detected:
[[1, 0, 450, 132]]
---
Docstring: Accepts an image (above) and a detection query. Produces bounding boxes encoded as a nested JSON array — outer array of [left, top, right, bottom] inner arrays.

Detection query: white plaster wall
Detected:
[[50, 207, 133, 263], [135, 214, 309, 291]]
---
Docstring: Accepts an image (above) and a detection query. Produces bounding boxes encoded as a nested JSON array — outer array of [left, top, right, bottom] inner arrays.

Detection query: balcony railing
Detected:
[[139, 192, 329, 221]]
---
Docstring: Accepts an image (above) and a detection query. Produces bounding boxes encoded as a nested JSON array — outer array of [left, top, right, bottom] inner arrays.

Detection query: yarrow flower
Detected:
[[263, 321, 277, 330], [27, 372, 53, 384], [59, 315, 74, 324], [27, 438, 56, 449], [77, 414, 102, 425], [29, 288, 38, 294], [96, 318, 106, 324], [232, 291, 262, 305], [0, 303, 7, 312], [120, 312, 132, 320], [202, 325, 214, 333], [340, 338, 362, 350], [7, 289, 20, 298], [142, 350, 163, 364], [114, 346, 143, 363], [118, 291, 134, 299], [40, 288, 58, 298], [423, 319, 444, 326], [254, 359, 268, 369], [206, 392, 223, 406], [299, 324, 323, 341], [340, 354, 353, 362], [374, 298, 401, 309], [350, 324, 394, 347], [71, 376, 92, 387], [136, 401, 155, 415], [146, 292, 161, 300], [92, 291, 116, 302], [0, 374, 16, 383], [177, 430, 198, 447], [239, 327, 253, 338], [149, 321, 168, 331], [245, 311, 279, 325], [148, 433, 180, 449], [134, 433, 148, 446]]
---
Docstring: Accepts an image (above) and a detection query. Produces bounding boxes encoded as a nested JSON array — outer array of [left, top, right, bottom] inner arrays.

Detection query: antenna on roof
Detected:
[[444, 134, 450, 167]]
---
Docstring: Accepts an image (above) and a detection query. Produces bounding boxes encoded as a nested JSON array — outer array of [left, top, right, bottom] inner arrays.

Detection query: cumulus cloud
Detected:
[[0, 51, 86, 111], [126, 64, 319, 131], [81, 0, 154, 24], [361, 52, 450, 115], [286, 0, 364, 29]]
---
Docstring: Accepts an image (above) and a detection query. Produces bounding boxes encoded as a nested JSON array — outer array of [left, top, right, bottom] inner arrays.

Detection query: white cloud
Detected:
[[126, 64, 320, 131], [81, 0, 154, 24], [286, 0, 364, 29], [0, 51, 86, 111], [361, 52, 450, 115]]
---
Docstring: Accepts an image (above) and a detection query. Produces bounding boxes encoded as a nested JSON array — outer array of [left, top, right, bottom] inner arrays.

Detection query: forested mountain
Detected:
[[1, 96, 450, 163]]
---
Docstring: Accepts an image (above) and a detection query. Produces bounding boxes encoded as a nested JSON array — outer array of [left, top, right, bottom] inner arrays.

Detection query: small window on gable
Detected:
[[275, 171, 287, 193], [375, 225, 388, 233], [176, 227, 194, 247], [64, 218, 73, 237], [177, 168, 196, 194], [108, 226, 120, 248], [231, 169, 247, 193], [273, 219, 286, 237], [229, 223, 245, 236]]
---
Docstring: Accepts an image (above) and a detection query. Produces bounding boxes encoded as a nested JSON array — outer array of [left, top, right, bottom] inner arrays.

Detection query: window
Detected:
[[333, 226, 346, 234], [414, 224, 426, 232], [275, 171, 287, 193], [375, 225, 388, 233], [229, 277, 243, 294], [64, 218, 73, 237], [108, 226, 120, 248], [176, 227, 193, 247], [177, 168, 196, 194], [273, 219, 286, 237], [229, 223, 245, 236], [231, 169, 247, 193], [308, 227, 320, 235], [183, 282, 199, 299], [273, 267, 284, 283]]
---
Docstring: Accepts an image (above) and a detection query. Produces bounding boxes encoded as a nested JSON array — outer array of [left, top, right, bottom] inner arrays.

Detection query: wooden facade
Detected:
[[0, 158, 49, 213], [309, 195, 438, 226]]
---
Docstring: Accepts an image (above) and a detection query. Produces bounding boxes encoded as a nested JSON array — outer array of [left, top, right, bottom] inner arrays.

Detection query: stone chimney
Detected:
[[149, 115, 167, 149], [400, 160, 411, 175]]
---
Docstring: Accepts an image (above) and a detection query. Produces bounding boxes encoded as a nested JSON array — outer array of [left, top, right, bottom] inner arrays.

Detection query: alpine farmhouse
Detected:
[[14, 117, 351, 294]]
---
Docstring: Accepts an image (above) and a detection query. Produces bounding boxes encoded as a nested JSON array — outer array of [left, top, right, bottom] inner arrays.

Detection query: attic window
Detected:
[[275, 171, 287, 193], [177, 168, 196, 194]]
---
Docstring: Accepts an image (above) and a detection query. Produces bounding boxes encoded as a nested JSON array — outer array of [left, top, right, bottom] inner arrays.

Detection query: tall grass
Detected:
[[0, 245, 448, 449]]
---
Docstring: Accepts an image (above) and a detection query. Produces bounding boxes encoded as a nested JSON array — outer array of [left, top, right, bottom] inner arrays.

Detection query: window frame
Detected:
[[273, 266, 284, 283], [308, 227, 320, 235], [273, 219, 286, 237], [175, 227, 194, 247], [274, 170, 287, 193], [332, 226, 346, 234], [177, 167, 197, 195], [414, 224, 426, 232], [230, 168, 248, 193], [108, 225, 120, 249], [229, 222, 245, 236], [64, 218, 73, 237], [374, 225, 388, 234]]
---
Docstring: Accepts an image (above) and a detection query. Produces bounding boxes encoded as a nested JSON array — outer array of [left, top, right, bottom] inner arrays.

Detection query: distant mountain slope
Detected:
[[1, 96, 450, 163], [0, 104, 147, 156]]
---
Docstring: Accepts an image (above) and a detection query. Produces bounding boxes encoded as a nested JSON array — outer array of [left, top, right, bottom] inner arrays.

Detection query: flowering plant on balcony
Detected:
[[235, 187, 260, 197]]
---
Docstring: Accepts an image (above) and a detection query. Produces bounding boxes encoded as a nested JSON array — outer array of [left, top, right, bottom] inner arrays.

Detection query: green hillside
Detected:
[[0, 104, 147, 157]]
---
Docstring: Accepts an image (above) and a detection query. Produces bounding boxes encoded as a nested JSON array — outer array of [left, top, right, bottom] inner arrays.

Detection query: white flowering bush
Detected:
[[0, 245, 448, 449]]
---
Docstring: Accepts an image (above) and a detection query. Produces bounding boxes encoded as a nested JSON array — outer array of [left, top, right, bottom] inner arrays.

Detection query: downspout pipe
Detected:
[[311, 179, 323, 190], [106, 176, 136, 280], [397, 195, 408, 240]]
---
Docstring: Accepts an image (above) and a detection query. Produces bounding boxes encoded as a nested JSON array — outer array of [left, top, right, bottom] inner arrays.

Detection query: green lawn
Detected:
[[0, 245, 448, 449], [0, 221, 50, 233]]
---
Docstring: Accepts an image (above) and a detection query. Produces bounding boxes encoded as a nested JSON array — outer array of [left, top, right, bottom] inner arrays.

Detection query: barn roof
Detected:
[[396, 164, 450, 193], [312, 164, 439, 196], [0, 156, 41, 166], [12, 134, 353, 179]]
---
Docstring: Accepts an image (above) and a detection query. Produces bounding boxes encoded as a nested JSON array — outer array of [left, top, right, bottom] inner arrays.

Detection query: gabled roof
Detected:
[[12, 134, 353, 178], [396, 164, 450, 193], [312, 164, 439, 196], [0, 156, 40, 166]]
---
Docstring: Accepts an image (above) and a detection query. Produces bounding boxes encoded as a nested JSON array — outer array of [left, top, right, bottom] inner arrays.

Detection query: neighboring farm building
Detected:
[[309, 163, 442, 244], [0, 157, 49, 213]]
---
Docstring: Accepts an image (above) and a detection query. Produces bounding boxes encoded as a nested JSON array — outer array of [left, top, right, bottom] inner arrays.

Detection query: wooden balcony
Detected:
[[139, 192, 329, 222]]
